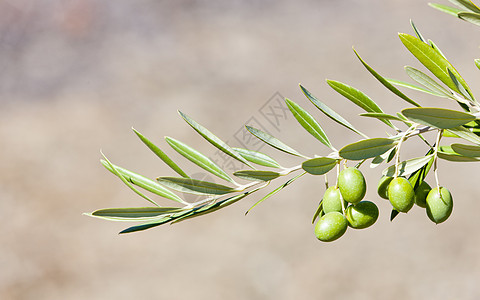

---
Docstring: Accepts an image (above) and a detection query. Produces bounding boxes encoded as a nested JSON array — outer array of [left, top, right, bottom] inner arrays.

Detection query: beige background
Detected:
[[1, 0, 480, 299]]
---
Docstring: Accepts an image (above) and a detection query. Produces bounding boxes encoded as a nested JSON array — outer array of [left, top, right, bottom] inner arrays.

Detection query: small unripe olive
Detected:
[[338, 167, 366, 204], [345, 201, 379, 229], [388, 177, 414, 213], [414, 181, 431, 208], [322, 186, 343, 214], [426, 187, 453, 224], [314, 212, 348, 242], [377, 176, 393, 200]]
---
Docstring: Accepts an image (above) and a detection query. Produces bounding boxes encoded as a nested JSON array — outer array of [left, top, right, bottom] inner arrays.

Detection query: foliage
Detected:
[[87, 1, 480, 241]]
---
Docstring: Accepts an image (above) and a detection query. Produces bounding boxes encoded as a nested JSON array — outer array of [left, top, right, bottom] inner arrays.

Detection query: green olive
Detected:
[[322, 186, 343, 214], [414, 181, 431, 208], [338, 167, 366, 204], [426, 187, 453, 224], [388, 177, 414, 213], [314, 212, 348, 242], [377, 176, 393, 200], [345, 201, 379, 229]]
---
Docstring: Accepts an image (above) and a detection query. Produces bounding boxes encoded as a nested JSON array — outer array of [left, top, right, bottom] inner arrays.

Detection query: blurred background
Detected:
[[1, 0, 480, 299]]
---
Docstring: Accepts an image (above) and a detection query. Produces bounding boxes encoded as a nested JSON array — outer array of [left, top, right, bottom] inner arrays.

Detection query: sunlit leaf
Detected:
[[233, 170, 281, 181], [438, 145, 480, 161], [447, 68, 474, 101], [451, 143, 480, 157], [387, 78, 446, 98], [410, 19, 427, 43], [449, 0, 480, 13], [300, 84, 368, 138], [370, 147, 396, 168], [302, 157, 338, 175], [179, 111, 254, 169], [232, 147, 282, 169], [339, 138, 397, 161], [157, 177, 236, 195], [246, 126, 306, 158], [405, 66, 453, 98], [475, 59, 480, 70], [428, 39, 447, 59], [165, 136, 234, 183], [101, 160, 185, 205], [402, 107, 475, 129], [360, 113, 404, 122], [429, 3, 464, 15], [133, 128, 189, 178], [245, 172, 306, 215], [326, 80, 395, 129], [408, 149, 434, 190], [459, 11, 480, 26], [399, 33, 472, 96], [353, 49, 420, 107], [312, 201, 323, 224], [285, 98, 334, 149], [382, 154, 434, 177], [90, 207, 184, 221], [447, 126, 480, 144], [390, 209, 400, 221]]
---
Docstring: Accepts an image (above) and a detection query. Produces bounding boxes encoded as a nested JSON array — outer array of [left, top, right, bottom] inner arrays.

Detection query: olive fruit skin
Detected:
[[414, 181, 431, 208], [426, 187, 453, 224], [322, 186, 343, 214], [314, 212, 348, 242], [338, 167, 366, 204], [388, 177, 415, 213], [377, 176, 393, 200], [345, 201, 379, 229]]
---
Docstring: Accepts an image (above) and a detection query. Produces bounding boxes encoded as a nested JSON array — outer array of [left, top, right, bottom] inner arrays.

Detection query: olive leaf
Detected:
[[157, 177, 237, 195], [326, 79, 396, 129], [246, 126, 306, 158], [399, 33, 472, 96], [475, 59, 480, 71], [339, 138, 397, 161], [451, 143, 480, 157], [232, 147, 282, 169], [245, 172, 306, 215], [285, 98, 334, 150], [387, 78, 446, 98], [311, 200, 323, 224], [402, 107, 475, 129], [300, 84, 368, 138], [101, 160, 185, 205], [450, 0, 480, 13], [353, 48, 420, 107], [233, 170, 281, 181], [133, 128, 189, 178], [410, 19, 427, 43], [428, 3, 464, 16], [404, 66, 453, 98], [408, 149, 434, 190], [89, 207, 184, 221], [359, 113, 405, 122], [428, 39, 447, 59], [438, 145, 480, 161], [447, 68, 474, 101], [302, 157, 338, 175], [459, 11, 480, 25], [165, 136, 234, 183], [179, 111, 254, 169], [382, 154, 434, 177]]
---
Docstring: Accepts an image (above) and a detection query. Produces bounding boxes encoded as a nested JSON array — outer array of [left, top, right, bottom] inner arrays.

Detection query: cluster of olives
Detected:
[[377, 176, 453, 224], [314, 167, 379, 242]]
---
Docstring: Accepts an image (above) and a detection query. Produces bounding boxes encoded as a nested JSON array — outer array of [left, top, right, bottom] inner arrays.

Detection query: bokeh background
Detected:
[[1, 0, 480, 299]]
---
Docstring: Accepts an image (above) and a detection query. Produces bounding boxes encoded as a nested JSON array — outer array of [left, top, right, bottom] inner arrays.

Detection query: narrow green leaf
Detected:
[[339, 138, 397, 161], [285, 98, 333, 149], [475, 59, 480, 70], [382, 154, 434, 177], [387, 78, 446, 98], [178, 111, 254, 169], [399, 33, 472, 96], [312, 201, 323, 224], [245, 126, 306, 158], [390, 209, 400, 221], [447, 126, 480, 144], [157, 177, 236, 195], [447, 68, 474, 101], [459, 11, 480, 26], [165, 136, 234, 183], [408, 149, 434, 190], [119, 216, 175, 233], [101, 153, 160, 207], [405, 66, 453, 98], [133, 128, 189, 178], [370, 147, 396, 168], [449, 0, 480, 13], [300, 84, 368, 138], [233, 170, 280, 181], [353, 49, 420, 107], [360, 113, 404, 122], [101, 160, 185, 204], [451, 143, 480, 157], [438, 145, 480, 161], [428, 3, 464, 16], [232, 147, 282, 169], [326, 80, 395, 129], [302, 157, 338, 175], [402, 107, 475, 129], [410, 19, 426, 43], [428, 39, 447, 59], [245, 172, 306, 215], [91, 207, 183, 221]]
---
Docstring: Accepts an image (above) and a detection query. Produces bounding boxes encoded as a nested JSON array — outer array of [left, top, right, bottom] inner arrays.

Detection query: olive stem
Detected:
[[433, 129, 443, 192], [394, 124, 418, 178]]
